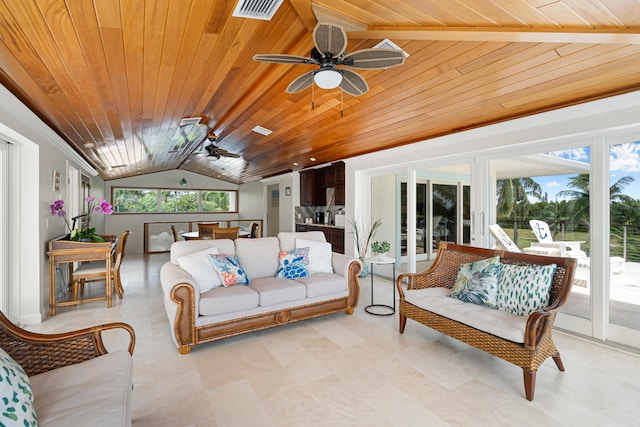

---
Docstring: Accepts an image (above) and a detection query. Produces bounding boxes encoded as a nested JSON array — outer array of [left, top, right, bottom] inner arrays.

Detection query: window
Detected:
[[112, 187, 237, 213]]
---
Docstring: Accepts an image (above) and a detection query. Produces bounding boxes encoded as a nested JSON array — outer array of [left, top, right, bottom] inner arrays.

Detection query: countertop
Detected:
[[296, 222, 345, 230]]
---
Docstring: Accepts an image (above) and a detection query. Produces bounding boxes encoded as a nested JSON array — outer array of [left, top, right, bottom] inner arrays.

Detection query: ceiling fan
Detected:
[[198, 131, 240, 160], [253, 22, 405, 96]]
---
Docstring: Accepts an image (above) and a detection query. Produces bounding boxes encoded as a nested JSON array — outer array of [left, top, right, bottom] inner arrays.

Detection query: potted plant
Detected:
[[371, 240, 391, 260], [348, 217, 382, 277], [51, 197, 113, 242]]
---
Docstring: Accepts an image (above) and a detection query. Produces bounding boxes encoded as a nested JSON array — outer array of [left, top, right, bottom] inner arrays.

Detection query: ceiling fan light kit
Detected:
[[254, 22, 405, 97], [314, 69, 342, 89]]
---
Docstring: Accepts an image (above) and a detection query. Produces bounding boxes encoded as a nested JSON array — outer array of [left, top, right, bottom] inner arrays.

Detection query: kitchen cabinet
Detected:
[[299, 170, 316, 206], [295, 224, 345, 254]]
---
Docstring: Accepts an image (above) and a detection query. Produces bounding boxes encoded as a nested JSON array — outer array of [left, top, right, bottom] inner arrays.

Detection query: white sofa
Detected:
[[0, 312, 135, 427], [161, 232, 361, 354]]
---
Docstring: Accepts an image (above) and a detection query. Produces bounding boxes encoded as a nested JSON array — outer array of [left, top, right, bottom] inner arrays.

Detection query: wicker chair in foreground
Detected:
[[0, 310, 135, 376]]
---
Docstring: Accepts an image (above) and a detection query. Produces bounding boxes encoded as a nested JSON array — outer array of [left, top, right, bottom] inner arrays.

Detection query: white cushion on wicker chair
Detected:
[[29, 350, 133, 427], [404, 287, 528, 343]]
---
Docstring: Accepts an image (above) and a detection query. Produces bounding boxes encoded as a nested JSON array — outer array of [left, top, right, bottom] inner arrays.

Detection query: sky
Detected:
[[531, 141, 640, 202]]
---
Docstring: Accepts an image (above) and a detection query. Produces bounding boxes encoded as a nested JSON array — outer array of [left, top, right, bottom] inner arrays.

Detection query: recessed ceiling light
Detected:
[[293, 162, 299, 166], [310, 157, 316, 162], [252, 126, 273, 136], [83, 142, 95, 148]]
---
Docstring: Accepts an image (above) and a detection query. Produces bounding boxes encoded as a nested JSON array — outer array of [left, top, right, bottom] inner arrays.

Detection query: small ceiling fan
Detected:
[[253, 22, 405, 96], [198, 131, 240, 160]]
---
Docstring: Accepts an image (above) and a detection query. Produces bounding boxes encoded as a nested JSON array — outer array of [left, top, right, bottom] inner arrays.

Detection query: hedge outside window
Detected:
[[112, 187, 238, 213]]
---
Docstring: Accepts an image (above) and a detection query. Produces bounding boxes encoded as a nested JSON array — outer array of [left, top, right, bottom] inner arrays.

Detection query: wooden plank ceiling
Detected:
[[0, 0, 639, 184]]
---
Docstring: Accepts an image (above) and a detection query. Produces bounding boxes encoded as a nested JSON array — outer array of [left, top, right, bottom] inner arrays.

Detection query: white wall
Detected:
[[104, 170, 239, 253], [0, 84, 99, 323], [371, 175, 396, 256], [238, 181, 263, 219]]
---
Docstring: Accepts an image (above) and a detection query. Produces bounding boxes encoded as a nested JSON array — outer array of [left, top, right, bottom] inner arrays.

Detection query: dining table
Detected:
[[181, 230, 249, 240]]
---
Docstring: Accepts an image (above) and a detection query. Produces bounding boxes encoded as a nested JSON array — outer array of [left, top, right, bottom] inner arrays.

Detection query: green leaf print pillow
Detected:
[[0, 347, 37, 426], [450, 256, 501, 307], [496, 263, 557, 316]]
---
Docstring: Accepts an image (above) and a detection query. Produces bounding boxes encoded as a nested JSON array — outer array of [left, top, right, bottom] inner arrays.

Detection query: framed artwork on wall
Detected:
[[285, 186, 291, 196], [52, 170, 61, 191]]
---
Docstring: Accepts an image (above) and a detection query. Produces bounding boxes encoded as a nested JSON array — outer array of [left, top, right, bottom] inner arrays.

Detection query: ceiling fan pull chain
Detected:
[[340, 89, 344, 118], [312, 82, 315, 110]]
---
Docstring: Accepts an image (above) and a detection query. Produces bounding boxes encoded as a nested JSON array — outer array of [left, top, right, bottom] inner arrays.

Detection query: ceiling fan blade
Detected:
[[340, 69, 368, 97], [341, 48, 406, 69], [220, 151, 241, 158], [286, 72, 314, 93], [313, 22, 347, 57], [253, 54, 313, 64]]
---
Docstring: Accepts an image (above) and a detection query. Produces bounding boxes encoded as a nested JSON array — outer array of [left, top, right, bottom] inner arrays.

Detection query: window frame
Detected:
[[110, 186, 239, 214]]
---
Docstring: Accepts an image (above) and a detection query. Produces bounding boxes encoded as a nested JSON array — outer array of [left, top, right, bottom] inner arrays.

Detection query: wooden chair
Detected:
[[249, 222, 260, 238], [212, 226, 240, 240], [197, 222, 220, 239], [72, 230, 131, 299], [171, 225, 180, 242]]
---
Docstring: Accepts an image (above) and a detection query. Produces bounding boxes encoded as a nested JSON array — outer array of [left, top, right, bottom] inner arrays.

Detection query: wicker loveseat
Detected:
[[161, 231, 361, 354], [397, 242, 576, 401], [0, 311, 135, 426]]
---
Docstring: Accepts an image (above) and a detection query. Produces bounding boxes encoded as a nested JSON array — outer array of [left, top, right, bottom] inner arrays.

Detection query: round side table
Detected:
[[364, 257, 396, 316]]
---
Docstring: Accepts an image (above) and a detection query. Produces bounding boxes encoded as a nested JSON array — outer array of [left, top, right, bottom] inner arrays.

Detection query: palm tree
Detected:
[[558, 174, 634, 227], [496, 178, 542, 243]]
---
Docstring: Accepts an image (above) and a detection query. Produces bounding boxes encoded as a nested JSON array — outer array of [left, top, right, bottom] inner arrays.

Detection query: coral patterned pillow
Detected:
[[210, 254, 250, 287], [276, 247, 310, 279]]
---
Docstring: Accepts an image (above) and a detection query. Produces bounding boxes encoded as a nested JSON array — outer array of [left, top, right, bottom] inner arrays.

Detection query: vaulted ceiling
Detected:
[[1, 0, 639, 184]]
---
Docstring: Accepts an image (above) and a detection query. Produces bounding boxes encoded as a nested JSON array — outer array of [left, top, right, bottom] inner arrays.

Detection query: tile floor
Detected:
[[29, 253, 640, 426]]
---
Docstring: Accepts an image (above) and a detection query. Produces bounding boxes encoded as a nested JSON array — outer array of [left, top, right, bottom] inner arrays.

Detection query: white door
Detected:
[[0, 140, 9, 314]]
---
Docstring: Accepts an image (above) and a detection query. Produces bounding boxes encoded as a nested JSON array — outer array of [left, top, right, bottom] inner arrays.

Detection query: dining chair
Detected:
[[72, 230, 131, 300], [212, 226, 240, 240], [197, 222, 220, 239], [249, 222, 260, 238], [170, 225, 180, 242]]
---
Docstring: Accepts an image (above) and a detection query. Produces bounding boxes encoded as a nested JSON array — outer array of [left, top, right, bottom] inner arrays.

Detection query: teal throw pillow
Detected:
[[496, 263, 557, 316], [449, 256, 500, 307], [0, 348, 37, 426], [210, 254, 250, 287], [276, 247, 310, 279]]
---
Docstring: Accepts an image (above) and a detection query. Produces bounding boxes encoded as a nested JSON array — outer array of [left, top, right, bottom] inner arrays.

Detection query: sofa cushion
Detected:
[[170, 239, 235, 264], [404, 287, 528, 343], [235, 237, 280, 279], [249, 277, 307, 307], [277, 231, 326, 252], [176, 246, 221, 293], [276, 247, 310, 279], [210, 254, 250, 286], [0, 347, 37, 426], [496, 263, 557, 316], [295, 238, 333, 274], [29, 350, 132, 427], [295, 273, 347, 298], [199, 285, 260, 316], [449, 256, 500, 307]]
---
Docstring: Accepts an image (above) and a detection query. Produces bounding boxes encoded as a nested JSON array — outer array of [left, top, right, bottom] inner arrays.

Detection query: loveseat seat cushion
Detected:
[[235, 237, 280, 279], [249, 277, 307, 307], [29, 350, 132, 427], [295, 273, 347, 298], [404, 287, 528, 343], [199, 285, 260, 316]]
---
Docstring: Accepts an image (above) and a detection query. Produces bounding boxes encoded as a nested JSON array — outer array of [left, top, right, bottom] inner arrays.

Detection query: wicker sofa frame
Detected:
[[0, 310, 135, 376], [397, 242, 576, 401]]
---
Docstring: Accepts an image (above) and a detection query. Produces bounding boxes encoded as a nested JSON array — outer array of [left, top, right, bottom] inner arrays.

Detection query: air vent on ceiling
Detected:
[[232, 0, 284, 20], [179, 117, 203, 126], [252, 125, 273, 136], [374, 39, 409, 57]]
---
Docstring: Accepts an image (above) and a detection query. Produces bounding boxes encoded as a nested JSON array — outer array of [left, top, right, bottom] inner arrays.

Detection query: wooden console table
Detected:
[[47, 237, 116, 315]]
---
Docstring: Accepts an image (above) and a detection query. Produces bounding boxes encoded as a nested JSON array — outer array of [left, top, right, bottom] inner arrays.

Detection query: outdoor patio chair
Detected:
[[529, 220, 587, 258], [489, 224, 561, 256]]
